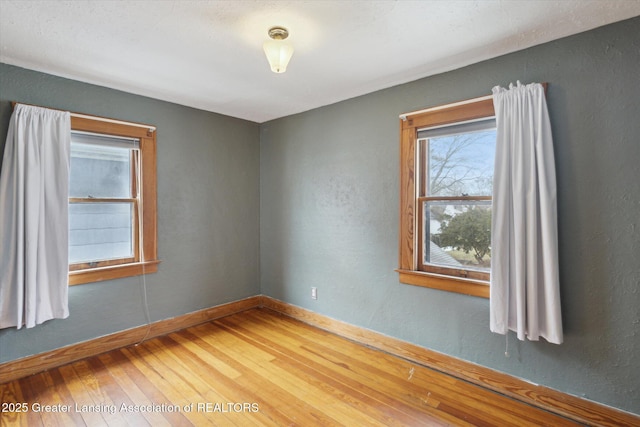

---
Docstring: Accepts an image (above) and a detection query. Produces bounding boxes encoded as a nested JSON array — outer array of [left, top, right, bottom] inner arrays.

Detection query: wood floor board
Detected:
[[206, 322, 395, 427], [244, 309, 466, 396], [116, 346, 197, 426], [170, 328, 306, 426], [299, 338, 567, 427], [31, 372, 85, 427], [72, 360, 135, 426], [19, 375, 54, 427], [219, 309, 574, 427], [241, 310, 461, 394], [220, 311, 571, 425], [0, 381, 36, 427], [222, 312, 487, 424], [212, 314, 431, 426], [107, 348, 190, 426], [190, 320, 441, 426], [119, 344, 221, 427], [96, 352, 172, 427], [213, 313, 479, 426], [83, 357, 151, 427], [162, 331, 291, 425], [232, 351, 384, 426], [57, 364, 109, 426], [138, 339, 242, 427], [185, 324, 342, 426], [1, 308, 585, 426]]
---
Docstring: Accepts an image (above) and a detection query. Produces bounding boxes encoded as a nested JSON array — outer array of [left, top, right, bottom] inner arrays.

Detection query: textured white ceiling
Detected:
[[1, 1, 639, 123]]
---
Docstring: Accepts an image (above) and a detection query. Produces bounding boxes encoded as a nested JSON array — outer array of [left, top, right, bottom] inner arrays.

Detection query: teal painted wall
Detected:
[[260, 17, 640, 414], [0, 63, 261, 363]]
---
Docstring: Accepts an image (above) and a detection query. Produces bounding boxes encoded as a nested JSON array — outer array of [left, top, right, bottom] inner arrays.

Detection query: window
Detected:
[[68, 115, 159, 285], [398, 97, 495, 298]]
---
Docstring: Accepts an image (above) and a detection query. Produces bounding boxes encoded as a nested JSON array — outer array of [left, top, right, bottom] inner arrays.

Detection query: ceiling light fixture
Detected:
[[263, 26, 294, 73]]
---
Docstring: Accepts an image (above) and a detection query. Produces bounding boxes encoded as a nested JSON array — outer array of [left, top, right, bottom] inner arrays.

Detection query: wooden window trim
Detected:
[[69, 260, 160, 285], [398, 97, 494, 298], [69, 116, 159, 285]]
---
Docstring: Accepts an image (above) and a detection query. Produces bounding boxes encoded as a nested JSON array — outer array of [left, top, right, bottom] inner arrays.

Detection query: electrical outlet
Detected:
[[311, 287, 318, 300]]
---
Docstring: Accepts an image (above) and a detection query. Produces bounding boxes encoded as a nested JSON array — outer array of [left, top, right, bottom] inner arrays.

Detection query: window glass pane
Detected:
[[69, 202, 133, 264], [423, 201, 491, 272], [70, 142, 132, 198], [424, 124, 496, 197]]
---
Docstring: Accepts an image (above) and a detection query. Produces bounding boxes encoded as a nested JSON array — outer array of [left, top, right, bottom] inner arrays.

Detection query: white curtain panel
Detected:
[[0, 104, 71, 329], [490, 82, 563, 344]]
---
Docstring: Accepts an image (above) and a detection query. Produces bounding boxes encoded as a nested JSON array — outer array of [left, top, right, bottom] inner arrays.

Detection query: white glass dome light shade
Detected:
[[263, 39, 294, 73]]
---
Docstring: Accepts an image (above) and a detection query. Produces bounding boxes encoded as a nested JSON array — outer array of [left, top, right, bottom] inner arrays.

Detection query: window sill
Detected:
[[69, 260, 161, 286], [396, 269, 489, 298]]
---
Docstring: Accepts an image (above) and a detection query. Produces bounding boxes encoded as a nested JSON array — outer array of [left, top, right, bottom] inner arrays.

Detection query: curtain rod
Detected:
[[70, 112, 156, 132], [11, 101, 156, 132], [399, 94, 493, 121], [400, 83, 548, 121]]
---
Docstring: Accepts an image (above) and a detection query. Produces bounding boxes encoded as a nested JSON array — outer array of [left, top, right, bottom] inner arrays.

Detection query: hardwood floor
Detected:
[[1, 308, 579, 426]]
